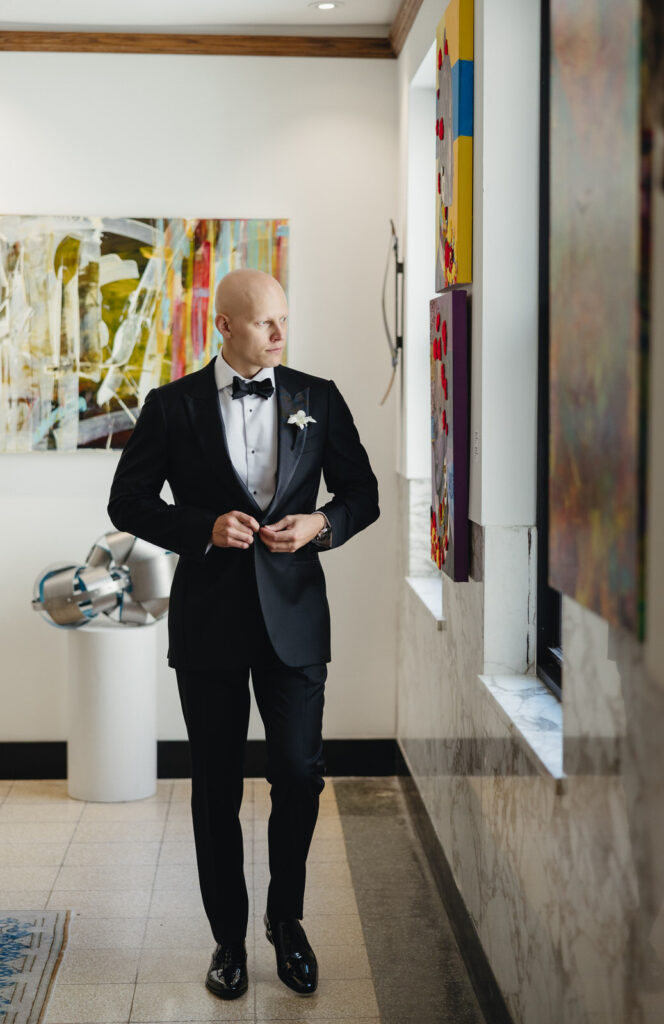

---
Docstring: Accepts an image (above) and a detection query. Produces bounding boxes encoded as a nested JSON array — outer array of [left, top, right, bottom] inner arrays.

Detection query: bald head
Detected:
[[213, 268, 289, 378], [214, 268, 286, 320]]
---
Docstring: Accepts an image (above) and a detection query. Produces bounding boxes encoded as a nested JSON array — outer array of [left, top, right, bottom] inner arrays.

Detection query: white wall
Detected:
[[0, 51, 399, 742], [396, 0, 539, 529]]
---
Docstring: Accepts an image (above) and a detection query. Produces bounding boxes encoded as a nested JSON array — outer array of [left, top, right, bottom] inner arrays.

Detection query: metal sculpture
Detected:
[[32, 531, 176, 628]]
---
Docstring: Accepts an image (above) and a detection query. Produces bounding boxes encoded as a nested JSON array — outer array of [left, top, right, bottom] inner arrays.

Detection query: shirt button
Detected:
[[251, 450, 255, 454]]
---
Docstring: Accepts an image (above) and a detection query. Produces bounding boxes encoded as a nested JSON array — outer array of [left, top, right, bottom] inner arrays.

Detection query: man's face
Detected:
[[215, 285, 288, 374]]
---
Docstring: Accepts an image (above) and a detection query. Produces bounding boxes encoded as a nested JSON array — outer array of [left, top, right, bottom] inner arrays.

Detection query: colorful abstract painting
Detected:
[[549, 0, 650, 637], [435, 0, 473, 291], [430, 290, 469, 581], [0, 217, 289, 450]]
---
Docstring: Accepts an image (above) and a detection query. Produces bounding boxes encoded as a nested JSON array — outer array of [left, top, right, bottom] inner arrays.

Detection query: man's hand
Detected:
[[259, 513, 325, 553], [211, 511, 260, 549]]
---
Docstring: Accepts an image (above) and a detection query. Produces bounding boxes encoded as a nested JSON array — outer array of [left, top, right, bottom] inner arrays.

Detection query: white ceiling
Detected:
[[0, 0, 401, 31]]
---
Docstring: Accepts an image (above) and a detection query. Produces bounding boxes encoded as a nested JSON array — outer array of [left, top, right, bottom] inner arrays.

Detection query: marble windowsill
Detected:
[[406, 576, 446, 631], [477, 673, 567, 795]]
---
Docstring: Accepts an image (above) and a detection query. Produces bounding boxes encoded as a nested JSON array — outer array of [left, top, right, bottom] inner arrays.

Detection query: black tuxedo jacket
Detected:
[[107, 355, 380, 669]]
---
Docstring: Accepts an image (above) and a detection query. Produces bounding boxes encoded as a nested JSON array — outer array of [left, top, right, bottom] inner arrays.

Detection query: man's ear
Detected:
[[215, 313, 229, 337]]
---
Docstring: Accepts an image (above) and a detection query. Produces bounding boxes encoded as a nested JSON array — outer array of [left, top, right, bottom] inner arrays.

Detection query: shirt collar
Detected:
[[214, 348, 276, 393]]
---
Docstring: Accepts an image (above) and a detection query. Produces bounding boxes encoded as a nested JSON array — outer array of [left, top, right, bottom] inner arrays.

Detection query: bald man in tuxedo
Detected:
[[108, 268, 380, 999]]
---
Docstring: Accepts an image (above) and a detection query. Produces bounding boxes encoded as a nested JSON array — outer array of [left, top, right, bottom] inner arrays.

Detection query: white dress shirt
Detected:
[[205, 349, 331, 553]]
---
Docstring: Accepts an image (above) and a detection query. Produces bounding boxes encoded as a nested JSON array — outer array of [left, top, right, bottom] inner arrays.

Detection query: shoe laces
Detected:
[[216, 941, 245, 968]]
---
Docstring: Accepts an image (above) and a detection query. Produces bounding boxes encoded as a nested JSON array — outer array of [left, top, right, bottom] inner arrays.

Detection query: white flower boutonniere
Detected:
[[288, 410, 316, 430]]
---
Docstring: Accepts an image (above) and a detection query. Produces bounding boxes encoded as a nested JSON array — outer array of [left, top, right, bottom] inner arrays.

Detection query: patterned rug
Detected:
[[0, 911, 71, 1024]]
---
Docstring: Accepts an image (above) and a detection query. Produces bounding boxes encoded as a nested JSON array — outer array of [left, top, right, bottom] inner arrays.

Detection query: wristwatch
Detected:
[[312, 511, 332, 547]]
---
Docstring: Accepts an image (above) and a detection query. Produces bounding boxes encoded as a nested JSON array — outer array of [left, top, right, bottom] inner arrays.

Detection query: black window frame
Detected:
[[536, 0, 562, 699]]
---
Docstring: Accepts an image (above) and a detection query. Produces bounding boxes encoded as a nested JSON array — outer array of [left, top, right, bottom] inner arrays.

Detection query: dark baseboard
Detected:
[[0, 738, 410, 781], [398, 772, 514, 1024]]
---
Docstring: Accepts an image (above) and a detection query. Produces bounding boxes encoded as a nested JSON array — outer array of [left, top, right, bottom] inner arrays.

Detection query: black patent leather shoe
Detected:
[[205, 939, 248, 999], [264, 911, 318, 994]]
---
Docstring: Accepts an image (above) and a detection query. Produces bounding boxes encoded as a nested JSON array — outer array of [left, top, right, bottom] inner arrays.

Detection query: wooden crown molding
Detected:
[[389, 0, 425, 57], [0, 30, 395, 59]]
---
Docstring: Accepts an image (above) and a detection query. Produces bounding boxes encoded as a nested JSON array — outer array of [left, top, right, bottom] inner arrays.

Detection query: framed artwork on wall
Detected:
[[435, 0, 474, 291], [0, 216, 289, 451], [430, 289, 469, 581], [549, 0, 650, 638]]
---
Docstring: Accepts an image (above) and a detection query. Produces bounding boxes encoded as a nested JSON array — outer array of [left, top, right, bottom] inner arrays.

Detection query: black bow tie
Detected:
[[231, 375, 274, 400]]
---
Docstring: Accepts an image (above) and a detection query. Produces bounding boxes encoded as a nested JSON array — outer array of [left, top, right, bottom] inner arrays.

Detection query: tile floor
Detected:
[[0, 776, 485, 1024]]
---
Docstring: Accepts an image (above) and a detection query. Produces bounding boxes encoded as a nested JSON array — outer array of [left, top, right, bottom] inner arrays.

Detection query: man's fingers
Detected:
[[236, 511, 259, 531], [230, 527, 254, 543]]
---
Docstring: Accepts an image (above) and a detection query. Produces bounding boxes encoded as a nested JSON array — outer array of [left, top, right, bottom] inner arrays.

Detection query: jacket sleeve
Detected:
[[107, 388, 218, 562], [313, 379, 380, 551]]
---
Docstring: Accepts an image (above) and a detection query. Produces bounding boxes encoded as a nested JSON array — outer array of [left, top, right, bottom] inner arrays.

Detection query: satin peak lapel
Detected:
[[182, 359, 263, 514], [262, 379, 311, 521]]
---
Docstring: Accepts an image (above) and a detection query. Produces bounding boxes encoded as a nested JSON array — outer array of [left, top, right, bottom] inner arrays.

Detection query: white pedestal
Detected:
[[67, 622, 158, 802]]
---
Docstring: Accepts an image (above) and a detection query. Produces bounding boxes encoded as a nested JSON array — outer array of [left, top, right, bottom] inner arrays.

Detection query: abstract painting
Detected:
[[435, 0, 473, 290], [430, 290, 469, 581], [0, 217, 289, 450], [549, 0, 650, 638]]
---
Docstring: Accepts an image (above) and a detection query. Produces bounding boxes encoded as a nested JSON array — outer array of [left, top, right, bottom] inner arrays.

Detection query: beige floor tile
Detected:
[[0, 822, 77, 843], [253, 799, 339, 822], [56, 947, 142, 984], [5, 779, 71, 802], [161, 818, 195, 840], [294, 915, 366, 947], [157, 840, 197, 865], [254, 1020, 380, 1024], [65, 915, 147, 949], [72, 820, 166, 843], [54, 863, 157, 891], [154, 861, 201, 888], [0, 863, 60, 890], [142, 915, 217, 949], [254, 940, 372, 981], [162, 817, 254, 844], [0, 841, 69, 866], [47, 888, 152, 918], [79, 801, 169, 822], [137, 946, 221, 983], [169, 779, 192, 802], [254, 977, 379, 1019], [0, 802, 84, 822], [144, 914, 256, 949], [166, 800, 253, 819], [64, 841, 161, 866], [0, 888, 50, 909], [253, 839, 348, 864], [45, 981, 134, 1023], [305, 818, 343, 839], [129, 982, 254, 1021], [253, 887, 359, 918], [148, 887, 208, 918], [253, 861, 353, 890]]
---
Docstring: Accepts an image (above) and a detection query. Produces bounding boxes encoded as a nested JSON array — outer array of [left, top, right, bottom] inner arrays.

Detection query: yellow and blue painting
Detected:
[[435, 0, 473, 290], [0, 216, 289, 450]]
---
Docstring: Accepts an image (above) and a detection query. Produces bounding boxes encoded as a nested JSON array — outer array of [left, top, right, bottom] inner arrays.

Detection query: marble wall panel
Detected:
[[396, 473, 664, 1023]]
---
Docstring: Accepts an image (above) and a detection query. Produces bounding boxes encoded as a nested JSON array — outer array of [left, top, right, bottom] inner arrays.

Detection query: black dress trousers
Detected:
[[175, 571, 327, 945]]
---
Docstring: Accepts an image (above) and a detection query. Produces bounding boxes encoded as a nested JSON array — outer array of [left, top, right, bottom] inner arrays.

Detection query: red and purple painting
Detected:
[[430, 290, 469, 581]]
